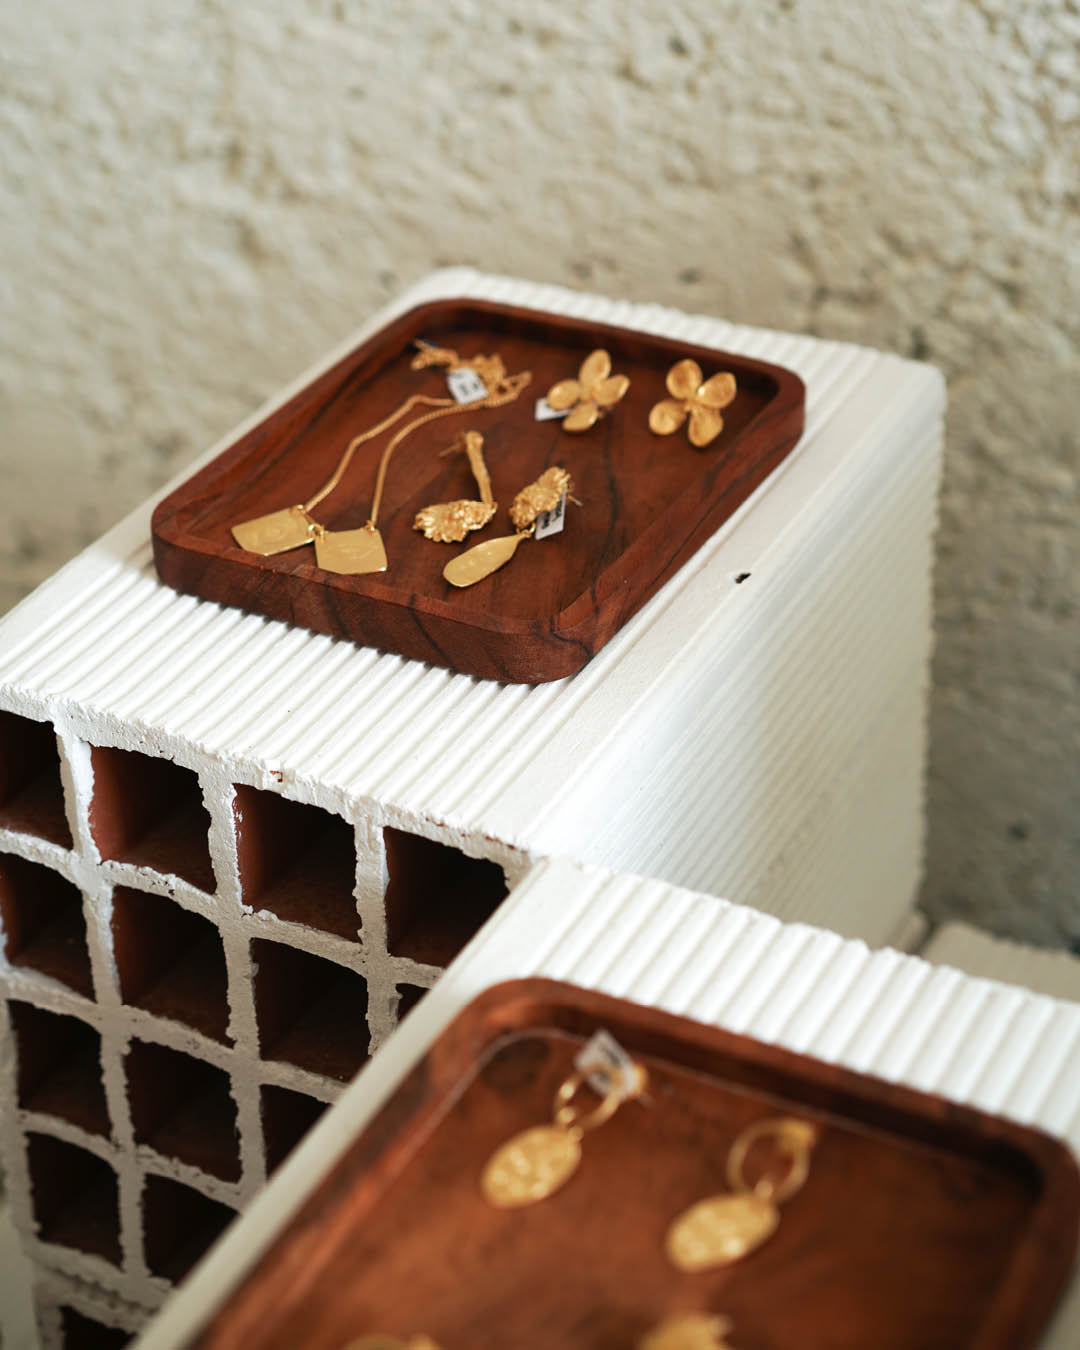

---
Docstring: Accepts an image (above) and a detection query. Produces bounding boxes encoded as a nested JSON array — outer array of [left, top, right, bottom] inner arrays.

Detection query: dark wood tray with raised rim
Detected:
[[151, 300, 805, 683], [193, 979, 1079, 1350]]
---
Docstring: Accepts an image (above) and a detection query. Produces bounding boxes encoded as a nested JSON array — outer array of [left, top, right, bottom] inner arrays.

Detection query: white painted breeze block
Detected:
[[0, 271, 943, 1335], [136, 857, 1080, 1350]]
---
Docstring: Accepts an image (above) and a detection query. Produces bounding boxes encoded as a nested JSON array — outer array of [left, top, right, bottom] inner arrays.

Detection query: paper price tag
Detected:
[[534, 396, 569, 421], [533, 493, 567, 540], [574, 1029, 640, 1101], [446, 366, 488, 405]]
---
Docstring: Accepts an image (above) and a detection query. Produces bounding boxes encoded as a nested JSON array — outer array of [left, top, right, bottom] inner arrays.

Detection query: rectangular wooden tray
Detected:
[[193, 979, 1079, 1350], [152, 300, 805, 683]]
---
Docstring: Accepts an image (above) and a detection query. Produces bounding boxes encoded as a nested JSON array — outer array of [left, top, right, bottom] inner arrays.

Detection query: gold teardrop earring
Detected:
[[442, 466, 575, 588], [231, 346, 531, 574]]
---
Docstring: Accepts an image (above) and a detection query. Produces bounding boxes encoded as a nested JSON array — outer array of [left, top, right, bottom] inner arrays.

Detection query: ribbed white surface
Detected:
[[0, 269, 944, 944], [136, 858, 1080, 1350], [925, 923, 1080, 1006]]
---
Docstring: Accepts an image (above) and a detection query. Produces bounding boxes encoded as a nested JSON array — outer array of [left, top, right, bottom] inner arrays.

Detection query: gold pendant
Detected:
[[314, 525, 388, 575], [443, 533, 524, 587], [481, 1123, 582, 1208], [665, 1192, 779, 1273], [231, 506, 314, 555]]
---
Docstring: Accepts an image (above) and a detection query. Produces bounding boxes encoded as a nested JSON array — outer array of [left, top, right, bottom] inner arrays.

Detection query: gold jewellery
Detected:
[[545, 348, 630, 431], [413, 432, 497, 542], [231, 346, 530, 574], [665, 1116, 817, 1273], [443, 466, 574, 588], [639, 1315, 737, 1350], [649, 359, 737, 448], [342, 1338, 441, 1350], [481, 1059, 647, 1208]]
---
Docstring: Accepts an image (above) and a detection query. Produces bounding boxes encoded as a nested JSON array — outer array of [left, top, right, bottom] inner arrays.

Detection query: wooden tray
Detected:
[[152, 300, 805, 683], [193, 980, 1079, 1350]]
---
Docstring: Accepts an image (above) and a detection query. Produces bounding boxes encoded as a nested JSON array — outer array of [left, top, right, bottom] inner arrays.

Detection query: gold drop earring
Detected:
[[231, 347, 531, 574], [665, 1116, 817, 1273], [413, 431, 497, 542], [442, 466, 574, 588], [481, 1058, 647, 1208]]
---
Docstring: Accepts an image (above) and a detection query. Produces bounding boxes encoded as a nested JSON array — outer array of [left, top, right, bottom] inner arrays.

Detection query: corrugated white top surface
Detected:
[[137, 857, 1080, 1350], [0, 270, 943, 848]]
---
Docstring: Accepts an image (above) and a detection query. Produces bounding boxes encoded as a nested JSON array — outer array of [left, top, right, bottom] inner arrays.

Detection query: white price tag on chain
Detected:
[[533, 492, 567, 540], [534, 396, 569, 421], [574, 1029, 641, 1101], [446, 366, 488, 405]]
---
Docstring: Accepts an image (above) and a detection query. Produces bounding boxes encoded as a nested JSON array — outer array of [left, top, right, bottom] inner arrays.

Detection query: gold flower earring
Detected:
[[665, 1117, 817, 1273], [545, 349, 630, 431], [649, 359, 737, 448], [413, 431, 497, 542], [442, 466, 575, 588]]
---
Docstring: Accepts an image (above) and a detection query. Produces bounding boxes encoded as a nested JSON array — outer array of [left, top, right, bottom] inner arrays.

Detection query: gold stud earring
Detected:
[[413, 431, 497, 542], [442, 466, 575, 588], [665, 1116, 817, 1273], [481, 1059, 647, 1208], [545, 349, 630, 431], [639, 1315, 738, 1350], [649, 359, 737, 448]]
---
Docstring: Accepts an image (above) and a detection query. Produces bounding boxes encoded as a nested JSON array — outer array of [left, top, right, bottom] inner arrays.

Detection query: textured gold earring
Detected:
[[342, 1337, 441, 1350], [665, 1117, 817, 1273], [413, 431, 497, 542], [649, 359, 737, 448], [442, 466, 574, 588], [545, 349, 630, 431], [480, 1059, 647, 1208]]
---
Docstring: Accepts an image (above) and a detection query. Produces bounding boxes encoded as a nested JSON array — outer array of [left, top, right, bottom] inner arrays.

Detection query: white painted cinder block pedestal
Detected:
[[0, 271, 943, 1344]]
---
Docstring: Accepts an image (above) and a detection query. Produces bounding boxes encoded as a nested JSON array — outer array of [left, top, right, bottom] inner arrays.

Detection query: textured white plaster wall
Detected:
[[1, 1, 1077, 945]]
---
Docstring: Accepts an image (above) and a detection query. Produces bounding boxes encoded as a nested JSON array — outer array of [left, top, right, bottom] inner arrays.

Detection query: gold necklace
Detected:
[[231, 347, 531, 575]]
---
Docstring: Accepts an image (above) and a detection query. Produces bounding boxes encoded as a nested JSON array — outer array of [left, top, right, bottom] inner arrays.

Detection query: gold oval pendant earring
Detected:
[[481, 1060, 647, 1209], [665, 1116, 817, 1273]]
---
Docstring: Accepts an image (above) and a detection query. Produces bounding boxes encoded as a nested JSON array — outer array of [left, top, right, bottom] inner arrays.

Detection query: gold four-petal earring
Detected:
[[481, 1059, 647, 1208], [649, 359, 737, 448], [442, 466, 574, 588], [639, 1314, 738, 1350], [231, 347, 531, 574], [546, 349, 630, 431], [665, 1117, 817, 1273], [413, 431, 497, 542]]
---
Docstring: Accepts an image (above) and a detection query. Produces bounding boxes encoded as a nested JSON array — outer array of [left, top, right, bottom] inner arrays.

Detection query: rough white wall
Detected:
[[1, 0, 1077, 945]]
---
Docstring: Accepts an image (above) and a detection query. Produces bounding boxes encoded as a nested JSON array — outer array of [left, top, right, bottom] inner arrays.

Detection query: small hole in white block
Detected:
[[125, 1039, 241, 1182], [260, 1084, 330, 1175], [141, 1173, 236, 1282], [59, 1307, 131, 1349], [26, 1132, 121, 1265], [10, 1000, 109, 1137], [0, 855, 94, 998], [0, 711, 72, 847]]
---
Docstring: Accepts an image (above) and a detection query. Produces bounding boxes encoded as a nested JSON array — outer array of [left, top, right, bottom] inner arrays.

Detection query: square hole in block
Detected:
[[111, 887, 230, 1043], [89, 746, 214, 892], [59, 1307, 131, 1349], [260, 1084, 330, 1175], [142, 1173, 236, 1282], [26, 1132, 121, 1264], [396, 983, 429, 1021], [10, 1000, 109, 1137], [0, 711, 72, 847], [0, 855, 94, 998], [233, 786, 359, 941], [383, 829, 508, 967], [125, 1039, 240, 1182], [251, 940, 370, 1082]]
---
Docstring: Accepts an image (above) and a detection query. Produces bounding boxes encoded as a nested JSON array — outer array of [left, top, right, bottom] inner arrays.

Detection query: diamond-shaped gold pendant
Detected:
[[231, 506, 315, 556], [314, 525, 388, 575]]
